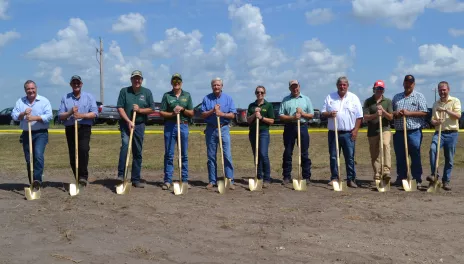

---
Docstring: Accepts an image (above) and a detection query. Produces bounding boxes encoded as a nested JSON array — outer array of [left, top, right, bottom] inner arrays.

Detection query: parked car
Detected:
[[423, 107, 434, 129], [310, 109, 321, 127], [147, 102, 164, 125], [235, 108, 247, 126], [191, 103, 205, 125], [0, 107, 19, 125], [96, 104, 120, 125], [270, 102, 283, 125]]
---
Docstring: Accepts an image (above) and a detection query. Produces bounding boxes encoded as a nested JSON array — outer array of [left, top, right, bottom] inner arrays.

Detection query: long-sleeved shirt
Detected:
[[11, 95, 53, 131], [58, 91, 99, 126]]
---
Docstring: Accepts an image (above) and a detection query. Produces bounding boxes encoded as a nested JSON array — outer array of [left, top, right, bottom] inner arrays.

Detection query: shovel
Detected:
[[249, 117, 263, 191], [69, 119, 80, 196], [173, 113, 188, 195], [428, 112, 444, 193], [293, 119, 307, 191], [217, 116, 231, 194], [24, 121, 41, 200], [116, 111, 136, 195], [402, 115, 417, 191], [376, 115, 390, 192], [333, 117, 347, 192]]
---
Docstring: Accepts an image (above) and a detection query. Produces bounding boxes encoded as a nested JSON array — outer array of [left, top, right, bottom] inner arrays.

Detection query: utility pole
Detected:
[[96, 38, 104, 104]]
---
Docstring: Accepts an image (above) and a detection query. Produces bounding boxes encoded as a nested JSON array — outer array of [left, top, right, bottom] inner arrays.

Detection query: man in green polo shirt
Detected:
[[362, 80, 393, 182], [116, 70, 154, 188], [247, 85, 275, 188], [159, 73, 194, 190]]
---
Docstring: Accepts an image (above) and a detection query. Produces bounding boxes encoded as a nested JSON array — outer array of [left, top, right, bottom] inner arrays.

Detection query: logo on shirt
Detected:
[[139, 95, 145, 102], [181, 98, 187, 102], [262, 109, 267, 112]]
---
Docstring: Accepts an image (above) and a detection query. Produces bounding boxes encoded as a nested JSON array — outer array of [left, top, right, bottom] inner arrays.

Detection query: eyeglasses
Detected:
[[172, 80, 182, 85], [255, 91, 265, 95]]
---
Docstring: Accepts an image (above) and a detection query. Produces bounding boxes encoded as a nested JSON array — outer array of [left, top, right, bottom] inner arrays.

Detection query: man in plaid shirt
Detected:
[[392, 75, 428, 188]]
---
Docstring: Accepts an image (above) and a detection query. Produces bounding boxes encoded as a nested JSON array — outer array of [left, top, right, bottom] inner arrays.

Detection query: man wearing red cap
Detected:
[[362, 80, 393, 182]]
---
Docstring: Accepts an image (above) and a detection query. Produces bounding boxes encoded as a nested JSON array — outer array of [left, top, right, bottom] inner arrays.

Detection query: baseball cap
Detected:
[[373, 80, 385, 89], [131, 70, 143, 78], [404, 74, 415, 83], [70, 75, 82, 83], [289, 80, 299, 87], [171, 73, 182, 81]]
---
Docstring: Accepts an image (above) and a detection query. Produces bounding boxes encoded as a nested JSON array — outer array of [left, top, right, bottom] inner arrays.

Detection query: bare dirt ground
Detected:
[[1, 165, 464, 264]]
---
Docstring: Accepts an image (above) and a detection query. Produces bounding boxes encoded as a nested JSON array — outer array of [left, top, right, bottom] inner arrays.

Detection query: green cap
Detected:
[[131, 70, 143, 78], [171, 73, 182, 81]]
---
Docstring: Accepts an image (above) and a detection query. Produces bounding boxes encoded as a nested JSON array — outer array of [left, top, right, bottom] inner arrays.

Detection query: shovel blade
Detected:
[[69, 183, 80, 196], [333, 180, 347, 192], [173, 182, 188, 195], [217, 179, 226, 194], [427, 180, 442, 193], [375, 179, 390, 192], [24, 187, 41, 200], [402, 179, 417, 192], [116, 181, 131, 195], [249, 178, 263, 191], [292, 179, 307, 191]]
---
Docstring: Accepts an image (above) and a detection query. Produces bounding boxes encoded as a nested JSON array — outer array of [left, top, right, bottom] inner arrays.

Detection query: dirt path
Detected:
[[0, 166, 463, 264]]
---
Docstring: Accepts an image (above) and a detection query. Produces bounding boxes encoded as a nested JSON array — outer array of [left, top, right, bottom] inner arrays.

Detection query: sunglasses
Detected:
[[172, 79, 182, 84], [255, 91, 265, 95]]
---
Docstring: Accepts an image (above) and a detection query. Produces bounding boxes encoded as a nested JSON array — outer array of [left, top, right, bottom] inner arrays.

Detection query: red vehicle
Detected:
[[147, 102, 164, 125]]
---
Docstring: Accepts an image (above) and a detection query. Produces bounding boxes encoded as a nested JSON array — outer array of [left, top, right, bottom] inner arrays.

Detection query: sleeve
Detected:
[[11, 99, 22, 121], [116, 88, 125, 109], [418, 94, 428, 112], [88, 94, 99, 117], [147, 90, 155, 110], [160, 93, 168, 111], [40, 100, 53, 123], [58, 96, 67, 116], [200, 96, 208, 113], [278, 99, 285, 116], [321, 95, 329, 113], [229, 96, 237, 114], [186, 94, 193, 110], [453, 98, 461, 114], [355, 96, 363, 118], [268, 103, 275, 119], [306, 97, 314, 114]]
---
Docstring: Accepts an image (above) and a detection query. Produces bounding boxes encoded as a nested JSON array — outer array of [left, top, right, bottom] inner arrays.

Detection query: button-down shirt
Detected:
[[11, 95, 53, 131], [160, 90, 193, 122], [392, 91, 427, 130], [201, 92, 237, 126], [432, 96, 461, 131], [278, 93, 314, 123], [322, 91, 363, 131], [58, 91, 99, 126]]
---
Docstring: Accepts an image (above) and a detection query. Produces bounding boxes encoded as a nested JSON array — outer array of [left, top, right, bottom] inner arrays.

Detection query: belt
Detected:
[[441, 130, 458, 134]]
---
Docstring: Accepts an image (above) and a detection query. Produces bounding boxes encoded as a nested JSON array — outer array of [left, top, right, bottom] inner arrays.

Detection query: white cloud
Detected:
[[428, 0, 464, 12], [0, 30, 20, 47], [385, 36, 395, 44], [151, 28, 203, 58], [449, 28, 464, 37], [111, 13, 146, 43], [0, 0, 8, 20], [305, 8, 335, 25]]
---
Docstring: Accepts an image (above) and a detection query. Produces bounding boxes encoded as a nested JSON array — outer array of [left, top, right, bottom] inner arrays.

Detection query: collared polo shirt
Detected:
[[58, 91, 99, 126], [432, 96, 461, 131], [278, 93, 314, 123], [392, 90, 427, 130], [247, 99, 275, 133], [363, 95, 393, 137], [200, 92, 237, 126], [322, 91, 363, 131], [117, 86, 154, 124], [160, 89, 193, 122], [11, 95, 53, 131]]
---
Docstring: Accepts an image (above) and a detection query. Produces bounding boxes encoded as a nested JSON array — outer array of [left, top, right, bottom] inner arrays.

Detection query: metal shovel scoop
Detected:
[[332, 118, 347, 192], [401, 115, 417, 191], [249, 118, 263, 191], [116, 112, 136, 195], [69, 120, 80, 196], [173, 114, 188, 195], [292, 119, 307, 191], [25, 121, 41, 200]]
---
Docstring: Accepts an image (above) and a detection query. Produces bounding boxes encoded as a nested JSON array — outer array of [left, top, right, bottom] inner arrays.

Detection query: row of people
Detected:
[[11, 71, 461, 193]]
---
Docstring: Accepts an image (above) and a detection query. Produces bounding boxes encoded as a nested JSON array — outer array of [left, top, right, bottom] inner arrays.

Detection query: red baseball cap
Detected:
[[373, 80, 385, 89]]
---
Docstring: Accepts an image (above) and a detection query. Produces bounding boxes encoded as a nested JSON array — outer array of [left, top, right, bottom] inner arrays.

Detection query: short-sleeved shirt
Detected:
[[247, 99, 275, 132], [392, 91, 427, 130], [200, 92, 237, 126], [117, 86, 154, 124], [11, 95, 53, 131], [278, 93, 314, 123], [363, 95, 393, 137], [58, 91, 99, 126], [432, 96, 461, 131], [321, 91, 363, 131], [160, 90, 193, 122]]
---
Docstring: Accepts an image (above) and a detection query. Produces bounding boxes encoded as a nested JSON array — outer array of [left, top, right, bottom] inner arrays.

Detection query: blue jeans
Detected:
[[393, 129, 423, 183], [429, 131, 458, 183], [282, 124, 311, 180], [328, 131, 356, 181], [205, 125, 234, 184], [249, 129, 271, 182], [21, 130, 49, 183], [163, 121, 189, 183], [117, 122, 145, 183]]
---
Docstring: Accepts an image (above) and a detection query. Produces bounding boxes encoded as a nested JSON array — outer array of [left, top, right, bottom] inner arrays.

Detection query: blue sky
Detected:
[[0, 0, 463, 111]]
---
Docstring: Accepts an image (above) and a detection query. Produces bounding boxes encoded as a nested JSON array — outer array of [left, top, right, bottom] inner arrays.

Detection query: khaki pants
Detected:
[[368, 131, 392, 178]]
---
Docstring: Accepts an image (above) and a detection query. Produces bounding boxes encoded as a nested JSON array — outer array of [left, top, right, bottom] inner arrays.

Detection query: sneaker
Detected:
[[328, 180, 336, 186], [187, 183, 192, 189], [348, 181, 358, 188], [162, 182, 171, 190], [392, 179, 402, 186], [416, 182, 422, 189], [206, 183, 214, 190], [282, 178, 291, 185], [443, 182, 451, 191], [116, 175, 124, 183], [132, 182, 145, 188], [78, 178, 88, 187], [229, 183, 235, 190], [32, 180, 41, 192], [263, 182, 270, 188], [426, 175, 435, 182]]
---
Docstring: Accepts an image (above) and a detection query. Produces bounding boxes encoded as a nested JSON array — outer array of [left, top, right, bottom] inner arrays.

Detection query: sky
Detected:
[[0, 0, 463, 111]]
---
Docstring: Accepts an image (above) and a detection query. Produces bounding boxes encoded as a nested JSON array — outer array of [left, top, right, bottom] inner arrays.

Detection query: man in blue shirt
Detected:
[[279, 80, 314, 185], [200, 77, 237, 190], [58, 75, 99, 187], [11, 80, 53, 191]]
